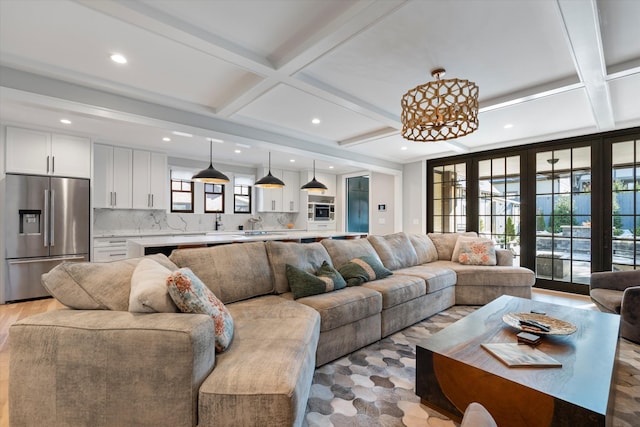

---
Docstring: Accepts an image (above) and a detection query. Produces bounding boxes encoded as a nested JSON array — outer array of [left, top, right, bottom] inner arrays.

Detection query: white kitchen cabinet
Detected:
[[282, 170, 300, 212], [132, 150, 167, 209], [256, 168, 300, 212], [256, 168, 283, 212], [93, 143, 132, 209], [5, 126, 90, 178], [93, 237, 128, 262]]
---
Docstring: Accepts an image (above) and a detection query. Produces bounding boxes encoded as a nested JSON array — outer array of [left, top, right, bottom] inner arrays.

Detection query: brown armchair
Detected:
[[590, 269, 640, 344]]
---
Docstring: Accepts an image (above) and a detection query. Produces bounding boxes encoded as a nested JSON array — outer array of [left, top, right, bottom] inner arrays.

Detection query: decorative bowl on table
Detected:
[[502, 312, 577, 335]]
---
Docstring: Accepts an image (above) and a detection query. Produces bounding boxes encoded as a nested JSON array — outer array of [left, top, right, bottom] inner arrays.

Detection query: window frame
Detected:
[[170, 178, 194, 213], [204, 183, 225, 214], [233, 184, 252, 214]]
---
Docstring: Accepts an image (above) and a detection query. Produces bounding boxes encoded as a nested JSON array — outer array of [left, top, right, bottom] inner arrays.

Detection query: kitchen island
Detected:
[[126, 231, 367, 257]]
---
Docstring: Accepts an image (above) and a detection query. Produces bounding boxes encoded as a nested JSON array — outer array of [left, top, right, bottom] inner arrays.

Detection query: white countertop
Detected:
[[126, 230, 365, 257]]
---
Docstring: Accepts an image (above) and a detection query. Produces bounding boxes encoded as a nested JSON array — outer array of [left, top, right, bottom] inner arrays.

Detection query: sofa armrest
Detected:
[[495, 249, 513, 266], [10, 310, 215, 427], [590, 270, 640, 292], [621, 286, 640, 344]]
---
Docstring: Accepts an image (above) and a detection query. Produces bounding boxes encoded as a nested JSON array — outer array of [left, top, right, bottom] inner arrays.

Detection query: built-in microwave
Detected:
[[309, 203, 335, 222]]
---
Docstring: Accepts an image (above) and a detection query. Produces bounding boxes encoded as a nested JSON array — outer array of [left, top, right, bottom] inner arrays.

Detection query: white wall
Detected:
[[1, 125, 6, 302], [402, 160, 426, 233], [369, 171, 396, 235]]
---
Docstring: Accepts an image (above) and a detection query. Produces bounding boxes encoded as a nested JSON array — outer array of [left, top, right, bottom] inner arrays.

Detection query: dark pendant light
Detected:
[[255, 152, 285, 188], [301, 160, 327, 192], [192, 138, 230, 183]]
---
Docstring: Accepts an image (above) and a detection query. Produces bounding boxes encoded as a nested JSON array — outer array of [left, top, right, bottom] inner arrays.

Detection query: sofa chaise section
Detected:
[[197, 295, 320, 427]]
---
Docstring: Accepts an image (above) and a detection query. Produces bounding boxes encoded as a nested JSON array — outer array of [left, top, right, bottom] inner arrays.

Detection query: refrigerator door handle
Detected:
[[43, 189, 49, 247], [8, 256, 86, 265], [50, 190, 55, 246]]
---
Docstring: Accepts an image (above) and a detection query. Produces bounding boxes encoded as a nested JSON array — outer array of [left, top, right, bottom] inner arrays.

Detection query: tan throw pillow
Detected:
[[129, 258, 177, 313], [457, 239, 497, 266]]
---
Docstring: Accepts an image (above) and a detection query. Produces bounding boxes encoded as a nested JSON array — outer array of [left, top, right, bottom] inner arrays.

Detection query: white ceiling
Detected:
[[1, 0, 639, 175]]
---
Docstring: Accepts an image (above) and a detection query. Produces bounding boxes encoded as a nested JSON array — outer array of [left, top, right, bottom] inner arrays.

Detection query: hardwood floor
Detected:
[[0, 290, 594, 427]]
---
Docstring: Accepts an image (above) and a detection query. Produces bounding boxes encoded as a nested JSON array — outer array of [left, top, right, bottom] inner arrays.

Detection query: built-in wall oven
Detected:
[[309, 203, 335, 222]]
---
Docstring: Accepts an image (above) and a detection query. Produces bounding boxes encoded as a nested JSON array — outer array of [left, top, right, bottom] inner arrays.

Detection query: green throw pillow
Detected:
[[286, 261, 347, 299], [338, 255, 393, 286]]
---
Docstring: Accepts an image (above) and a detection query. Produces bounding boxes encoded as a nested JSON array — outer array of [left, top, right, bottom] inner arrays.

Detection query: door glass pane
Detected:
[[612, 139, 639, 270], [432, 162, 467, 233], [535, 147, 591, 285], [477, 155, 520, 266]]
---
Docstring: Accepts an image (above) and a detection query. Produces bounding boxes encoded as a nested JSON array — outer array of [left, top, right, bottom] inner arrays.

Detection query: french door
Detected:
[[427, 128, 640, 295]]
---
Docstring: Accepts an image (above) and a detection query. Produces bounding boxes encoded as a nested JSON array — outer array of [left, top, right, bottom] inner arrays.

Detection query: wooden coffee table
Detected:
[[416, 295, 620, 427]]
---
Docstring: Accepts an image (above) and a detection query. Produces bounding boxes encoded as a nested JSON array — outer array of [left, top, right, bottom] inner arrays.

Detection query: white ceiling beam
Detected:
[[556, 0, 615, 131]]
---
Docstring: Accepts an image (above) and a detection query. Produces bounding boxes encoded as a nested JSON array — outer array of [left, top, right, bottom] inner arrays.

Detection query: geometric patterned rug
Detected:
[[304, 306, 640, 427]]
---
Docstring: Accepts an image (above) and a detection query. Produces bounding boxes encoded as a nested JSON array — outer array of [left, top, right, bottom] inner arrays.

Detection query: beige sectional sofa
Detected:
[[10, 232, 534, 427]]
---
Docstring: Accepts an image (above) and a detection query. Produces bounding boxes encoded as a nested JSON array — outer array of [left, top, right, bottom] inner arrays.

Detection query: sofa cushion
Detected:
[[394, 265, 457, 293], [169, 241, 273, 304], [286, 261, 346, 299], [167, 268, 234, 353], [321, 238, 380, 270], [129, 257, 177, 313], [41, 254, 178, 311], [428, 232, 477, 261], [409, 233, 439, 264], [456, 238, 497, 266], [430, 261, 535, 288], [338, 255, 393, 286], [265, 241, 333, 294], [361, 274, 426, 309], [368, 232, 419, 270], [282, 286, 382, 332], [199, 295, 320, 427]]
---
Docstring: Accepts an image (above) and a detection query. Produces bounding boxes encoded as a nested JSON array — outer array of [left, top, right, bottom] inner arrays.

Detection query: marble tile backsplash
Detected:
[[94, 209, 299, 235]]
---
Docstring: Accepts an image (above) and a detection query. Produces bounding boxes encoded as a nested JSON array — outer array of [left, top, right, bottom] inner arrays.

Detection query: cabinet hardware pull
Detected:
[[52, 156, 55, 174], [151, 194, 154, 207], [46, 155, 50, 173]]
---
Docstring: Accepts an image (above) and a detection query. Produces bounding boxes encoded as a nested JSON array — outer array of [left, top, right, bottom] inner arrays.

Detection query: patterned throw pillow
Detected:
[[286, 261, 347, 299], [338, 255, 393, 287], [167, 268, 234, 353], [458, 240, 497, 266]]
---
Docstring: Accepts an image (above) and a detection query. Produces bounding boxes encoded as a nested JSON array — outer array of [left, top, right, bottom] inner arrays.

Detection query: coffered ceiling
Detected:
[[1, 0, 639, 175]]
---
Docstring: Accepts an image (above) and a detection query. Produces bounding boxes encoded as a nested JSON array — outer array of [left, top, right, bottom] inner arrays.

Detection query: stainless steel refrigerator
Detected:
[[4, 173, 89, 302]]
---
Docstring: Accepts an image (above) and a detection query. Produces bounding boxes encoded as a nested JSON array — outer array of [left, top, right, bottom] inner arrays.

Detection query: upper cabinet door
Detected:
[[132, 150, 167, 209], [5, 127, 90, 178], [51, 133, 91, 178], [282, 170, 300, 212], [93, 144, 132, 209], [5, 127, 51, 175], [149, 152, 167, 209]]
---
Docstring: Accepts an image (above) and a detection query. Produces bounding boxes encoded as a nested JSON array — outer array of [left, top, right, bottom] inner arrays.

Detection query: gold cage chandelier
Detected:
[[401, 68, 479, 142]]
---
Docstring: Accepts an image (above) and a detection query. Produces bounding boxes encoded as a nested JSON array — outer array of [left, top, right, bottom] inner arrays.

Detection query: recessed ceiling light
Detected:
[[290, 159, 295, 163], [504, 124, 514, 129], [401, 146, 408, 151], [59, 119, 71, 125], [235, 143, 251, 148], [162, 137, 171, 142], [311, 118, 321, 125], [329, 166, 334, 169], [234, 149, 241, 154], [110, 53, 127, 64], [172, 131, 193, 137]]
